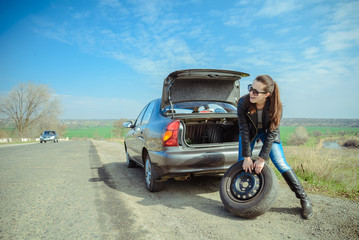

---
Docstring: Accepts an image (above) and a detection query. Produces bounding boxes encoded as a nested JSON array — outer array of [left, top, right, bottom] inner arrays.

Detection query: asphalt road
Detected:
[[1, 140, 358, 240], [0, 141, 133, 239]]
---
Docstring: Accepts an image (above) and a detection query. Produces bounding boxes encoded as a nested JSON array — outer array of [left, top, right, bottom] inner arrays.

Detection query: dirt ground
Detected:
[[91, 140, 359, 240]]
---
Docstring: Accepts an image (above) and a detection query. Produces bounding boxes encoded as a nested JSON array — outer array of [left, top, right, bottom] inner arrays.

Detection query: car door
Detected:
[[130, 101, 155, 162], [126, 104, 148, 160]]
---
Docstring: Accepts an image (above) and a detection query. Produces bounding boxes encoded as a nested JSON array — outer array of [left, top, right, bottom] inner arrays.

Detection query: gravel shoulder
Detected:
[[91, 140, 359, 240]]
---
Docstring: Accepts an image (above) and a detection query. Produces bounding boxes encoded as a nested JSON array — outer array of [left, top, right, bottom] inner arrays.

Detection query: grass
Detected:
[[280, 126, 359, 146], [270, 146, 359, 201], [64, 127, 114, 139], [64, 126, 129, 139]]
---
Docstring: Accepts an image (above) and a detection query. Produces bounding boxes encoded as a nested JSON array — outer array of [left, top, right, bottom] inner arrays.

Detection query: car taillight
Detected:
[[162, 120, 180, 147]]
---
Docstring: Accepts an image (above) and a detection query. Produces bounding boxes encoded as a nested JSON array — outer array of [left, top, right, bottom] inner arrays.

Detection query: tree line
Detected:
[[0, 83, 65, 138]]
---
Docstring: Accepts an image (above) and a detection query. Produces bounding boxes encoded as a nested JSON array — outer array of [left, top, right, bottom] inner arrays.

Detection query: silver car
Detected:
[[40, 131, 59, 143], [123, 69, 250, 192]]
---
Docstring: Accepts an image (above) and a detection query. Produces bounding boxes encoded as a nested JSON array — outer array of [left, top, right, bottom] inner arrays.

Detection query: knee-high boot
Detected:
[[282, 169, 313, 219]]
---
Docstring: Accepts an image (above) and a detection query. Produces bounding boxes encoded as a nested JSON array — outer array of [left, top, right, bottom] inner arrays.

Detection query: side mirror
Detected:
[[123, 121, 134, 128]]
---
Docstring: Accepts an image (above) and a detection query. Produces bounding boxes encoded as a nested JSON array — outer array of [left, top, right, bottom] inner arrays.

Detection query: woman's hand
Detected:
[[253, 157, 266, 174], [242, 157, 254, 173]]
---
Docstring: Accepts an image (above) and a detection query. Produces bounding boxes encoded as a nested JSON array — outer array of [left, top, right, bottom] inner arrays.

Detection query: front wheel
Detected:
[[219, 161, 278, 219], [144, 154, 164, 192]]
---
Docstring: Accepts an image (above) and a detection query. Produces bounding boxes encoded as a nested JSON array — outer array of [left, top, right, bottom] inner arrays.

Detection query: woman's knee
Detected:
[[270, 143, 291, 173]]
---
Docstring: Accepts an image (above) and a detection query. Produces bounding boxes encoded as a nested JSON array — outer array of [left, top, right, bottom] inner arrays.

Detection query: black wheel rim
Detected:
[[230, 171, 263, 201]]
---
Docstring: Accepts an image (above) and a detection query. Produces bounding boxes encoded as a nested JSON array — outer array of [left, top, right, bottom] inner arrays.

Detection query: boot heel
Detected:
[[300, 199, 313, 219]]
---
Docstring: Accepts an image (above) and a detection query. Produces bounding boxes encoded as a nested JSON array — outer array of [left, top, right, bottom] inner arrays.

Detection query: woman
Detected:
[[237, 75, 313, 219]]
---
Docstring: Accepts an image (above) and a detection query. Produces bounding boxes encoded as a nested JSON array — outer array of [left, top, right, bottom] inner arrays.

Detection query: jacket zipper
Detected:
[[246, 112, 258, 143]]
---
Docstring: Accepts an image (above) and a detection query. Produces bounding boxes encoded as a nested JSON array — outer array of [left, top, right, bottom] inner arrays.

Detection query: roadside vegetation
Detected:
[[63, 119, 129, 140], [0, 83, 64, 138], [278, 146, 359, 201], [277, 126, 359, 201]]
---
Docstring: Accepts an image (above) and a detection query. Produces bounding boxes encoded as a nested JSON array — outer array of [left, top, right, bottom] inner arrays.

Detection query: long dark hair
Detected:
[[248, 75, 282, 130]]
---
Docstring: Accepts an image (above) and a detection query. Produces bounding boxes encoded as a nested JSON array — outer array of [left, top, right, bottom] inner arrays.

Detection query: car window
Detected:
[[44, 131, 56, 135], [134, 104, 148, 127], [141, 101, 155, 125]]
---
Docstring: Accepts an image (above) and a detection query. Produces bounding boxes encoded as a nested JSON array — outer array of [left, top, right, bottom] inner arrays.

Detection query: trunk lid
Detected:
[[161, 69, 249, 110]]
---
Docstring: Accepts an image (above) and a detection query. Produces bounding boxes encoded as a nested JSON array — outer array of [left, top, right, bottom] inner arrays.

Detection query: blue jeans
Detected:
[[238, 129, 291, 173]]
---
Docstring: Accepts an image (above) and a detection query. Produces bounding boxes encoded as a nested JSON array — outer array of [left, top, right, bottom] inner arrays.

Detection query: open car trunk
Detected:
[[181, 117, 239, 147], [161, 69, 249, 112]]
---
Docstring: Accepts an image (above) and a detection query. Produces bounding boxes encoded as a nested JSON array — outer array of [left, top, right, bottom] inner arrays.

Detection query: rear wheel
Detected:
[[220, 161, 278, 219], [144, 154, 164, 192]]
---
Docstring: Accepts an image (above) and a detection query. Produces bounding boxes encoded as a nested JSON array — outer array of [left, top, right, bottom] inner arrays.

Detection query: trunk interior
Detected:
[[182, 118, 239, 146]]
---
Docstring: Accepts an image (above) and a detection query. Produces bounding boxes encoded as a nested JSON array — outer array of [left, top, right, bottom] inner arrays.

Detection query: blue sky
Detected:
[[1, 0, 358, 119]]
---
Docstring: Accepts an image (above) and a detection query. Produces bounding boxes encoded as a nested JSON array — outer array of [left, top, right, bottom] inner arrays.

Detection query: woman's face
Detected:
[[249, 80, 270, 104]]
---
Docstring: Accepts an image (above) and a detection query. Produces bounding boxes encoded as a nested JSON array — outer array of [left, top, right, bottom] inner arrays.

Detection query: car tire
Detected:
[[144, 154, 164, 192], [219, 161, 278, 219], [126, 152, 137, 168], [40, 141, 42, 143]]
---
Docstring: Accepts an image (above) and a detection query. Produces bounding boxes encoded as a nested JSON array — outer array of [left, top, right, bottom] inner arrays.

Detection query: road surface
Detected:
[[0, 140, 358, 239]]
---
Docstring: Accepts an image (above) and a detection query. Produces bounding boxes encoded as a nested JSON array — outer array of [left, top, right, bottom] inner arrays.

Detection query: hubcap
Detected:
[[230, 172, 262, 200]]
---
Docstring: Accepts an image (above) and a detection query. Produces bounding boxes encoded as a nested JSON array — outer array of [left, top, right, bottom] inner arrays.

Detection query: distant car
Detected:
[[123, 69, 252, 192], [40, 131, 59, 143]]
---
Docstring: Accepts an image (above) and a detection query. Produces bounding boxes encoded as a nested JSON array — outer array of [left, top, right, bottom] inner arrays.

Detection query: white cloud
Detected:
[[223, 0, 302, 27], [321, 1, 359, 52], [97, 0, 129, 21], [98, 0, 122, 8], [257, 0, 302, 17], [303, 47, 319, 59], [322, 28, 359, 52], [73, 11, 91, 20], [28, 0, 359, 118], [128, 0, 174, 24], [32, 0, 212, 81]]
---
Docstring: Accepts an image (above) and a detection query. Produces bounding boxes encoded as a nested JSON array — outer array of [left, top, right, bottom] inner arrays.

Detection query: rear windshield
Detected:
[[163, 101, 237, 114]]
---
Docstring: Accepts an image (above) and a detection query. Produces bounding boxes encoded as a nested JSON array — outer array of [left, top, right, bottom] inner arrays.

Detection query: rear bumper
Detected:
[[148, 145, 239, 179]]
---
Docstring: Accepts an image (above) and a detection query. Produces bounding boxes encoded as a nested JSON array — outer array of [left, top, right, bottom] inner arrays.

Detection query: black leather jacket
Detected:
[[237, 94, 281, 160]]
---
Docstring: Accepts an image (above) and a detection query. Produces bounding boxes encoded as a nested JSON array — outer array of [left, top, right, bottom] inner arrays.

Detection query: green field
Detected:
[[3, 125, 359, 142], [62, 126, 359, 143], [64, 127, 129, 139], [280, 126, 359, 146], [64, 127, 113, 139]]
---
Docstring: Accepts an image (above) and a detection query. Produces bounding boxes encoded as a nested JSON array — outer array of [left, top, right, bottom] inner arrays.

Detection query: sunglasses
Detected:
[[248, 84, 268, 96]]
